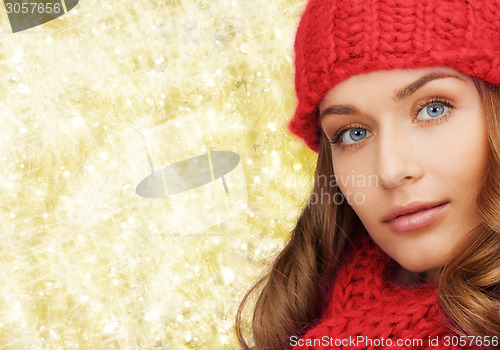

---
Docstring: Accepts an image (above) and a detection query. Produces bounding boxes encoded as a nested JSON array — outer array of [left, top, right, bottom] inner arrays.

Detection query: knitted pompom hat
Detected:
[[288, 0, 500, 153]]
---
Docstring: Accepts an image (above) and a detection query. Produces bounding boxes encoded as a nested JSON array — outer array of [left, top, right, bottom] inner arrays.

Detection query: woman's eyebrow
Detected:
[[393, 72, 465, 102], [319, 105, 359, 119], [319, 72, 466, 120]]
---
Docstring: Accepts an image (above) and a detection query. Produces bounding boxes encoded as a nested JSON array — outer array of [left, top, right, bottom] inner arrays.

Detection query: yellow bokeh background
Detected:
[[0, 0, 318, 348]]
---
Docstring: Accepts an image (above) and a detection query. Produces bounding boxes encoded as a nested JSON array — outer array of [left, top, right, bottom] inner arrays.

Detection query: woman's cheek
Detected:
[[336, 173, 375, 212]]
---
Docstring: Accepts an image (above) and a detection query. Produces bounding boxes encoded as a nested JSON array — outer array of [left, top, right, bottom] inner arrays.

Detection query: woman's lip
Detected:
[[382, 200, 449, 222], [384, 202, 449, 233]]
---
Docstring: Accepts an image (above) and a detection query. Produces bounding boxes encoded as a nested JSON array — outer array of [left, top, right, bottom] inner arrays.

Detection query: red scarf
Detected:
[[291, 236, 485, 350]]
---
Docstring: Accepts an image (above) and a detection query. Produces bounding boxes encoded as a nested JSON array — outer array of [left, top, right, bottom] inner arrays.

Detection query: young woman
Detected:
[[237, 0, 500, 349]]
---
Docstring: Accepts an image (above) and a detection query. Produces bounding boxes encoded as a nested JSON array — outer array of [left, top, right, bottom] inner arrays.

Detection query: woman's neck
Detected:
[[389, 263, 441, 286]]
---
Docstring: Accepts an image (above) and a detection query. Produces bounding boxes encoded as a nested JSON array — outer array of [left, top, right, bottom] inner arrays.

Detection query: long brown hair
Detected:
[[236, 78, 500, 349], [438, 79, 500, 338]]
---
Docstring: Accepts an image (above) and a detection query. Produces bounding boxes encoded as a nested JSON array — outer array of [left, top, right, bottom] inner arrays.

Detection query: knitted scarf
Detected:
[[290, 236, 484, 350]]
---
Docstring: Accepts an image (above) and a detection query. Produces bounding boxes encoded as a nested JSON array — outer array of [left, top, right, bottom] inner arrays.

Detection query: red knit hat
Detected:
[[288, 0, 500, 153]]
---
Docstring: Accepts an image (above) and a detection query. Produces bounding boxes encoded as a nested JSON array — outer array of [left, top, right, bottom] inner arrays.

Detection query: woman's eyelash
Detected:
[[329, 123, 365, 145], [413, 97, 455, 123], [328, 97, 456, 152]]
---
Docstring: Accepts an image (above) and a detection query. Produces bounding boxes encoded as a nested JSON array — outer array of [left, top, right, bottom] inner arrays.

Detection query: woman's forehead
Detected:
[[321, 66, 471, 102]]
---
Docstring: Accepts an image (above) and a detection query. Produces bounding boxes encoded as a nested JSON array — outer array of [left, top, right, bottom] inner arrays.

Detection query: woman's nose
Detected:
[[375, 124, 424, 190]]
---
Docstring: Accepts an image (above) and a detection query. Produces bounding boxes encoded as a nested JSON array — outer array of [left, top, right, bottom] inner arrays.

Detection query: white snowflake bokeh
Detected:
[[0, 0, 316, 348]]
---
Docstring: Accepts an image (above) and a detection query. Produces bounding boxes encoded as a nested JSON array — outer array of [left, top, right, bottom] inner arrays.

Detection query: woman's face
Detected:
[[319, 67, 489, 272]]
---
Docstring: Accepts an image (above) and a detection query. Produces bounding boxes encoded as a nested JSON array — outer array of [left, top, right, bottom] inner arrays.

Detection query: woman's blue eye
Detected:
[[417, 103, 448, 120], [341, 128, 371, 144]]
